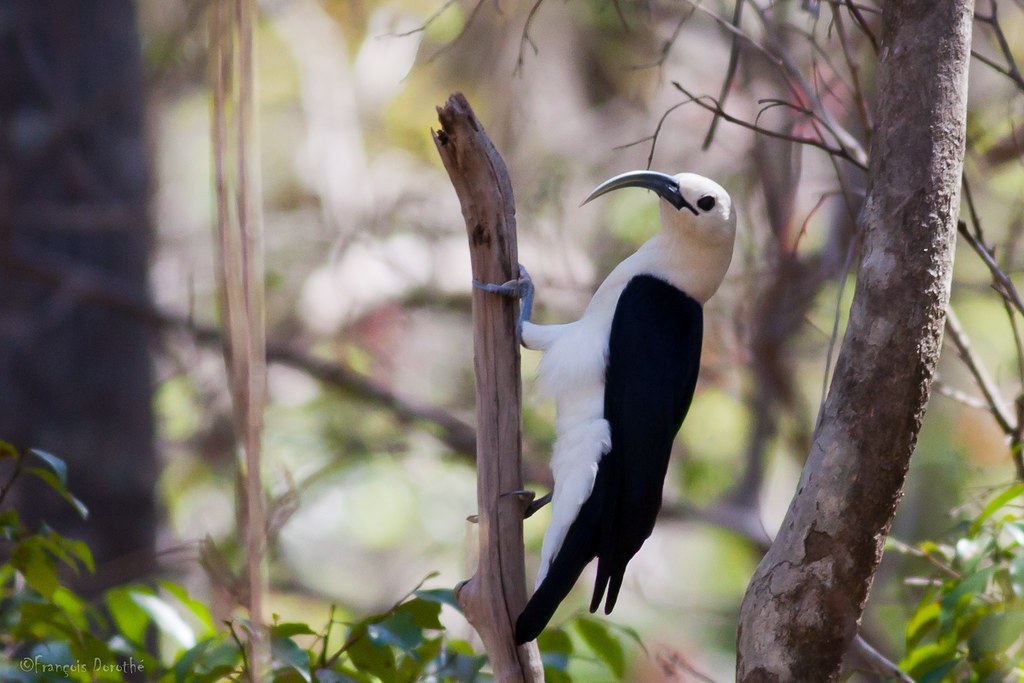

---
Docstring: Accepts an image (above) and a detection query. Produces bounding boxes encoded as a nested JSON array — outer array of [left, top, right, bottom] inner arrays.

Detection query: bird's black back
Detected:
[[516, 274, 703, 644]]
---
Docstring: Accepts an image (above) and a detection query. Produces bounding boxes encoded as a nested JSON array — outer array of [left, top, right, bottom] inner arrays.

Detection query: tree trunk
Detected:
[[735, 0, 973, 680], [0, 0, 155, 590]]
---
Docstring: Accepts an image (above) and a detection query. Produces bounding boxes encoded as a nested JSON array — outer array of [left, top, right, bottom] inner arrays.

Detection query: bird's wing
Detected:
[[590, 273, 703, 614]]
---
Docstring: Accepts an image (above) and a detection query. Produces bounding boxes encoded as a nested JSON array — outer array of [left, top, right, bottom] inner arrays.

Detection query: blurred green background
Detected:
[[5, 0, 1024, 679]]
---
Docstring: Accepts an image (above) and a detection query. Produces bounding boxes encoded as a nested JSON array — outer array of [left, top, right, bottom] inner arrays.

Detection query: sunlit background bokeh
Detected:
[[135, 1, 1024, 679]]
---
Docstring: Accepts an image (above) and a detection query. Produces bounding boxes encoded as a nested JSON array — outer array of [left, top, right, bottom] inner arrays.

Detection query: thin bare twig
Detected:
[[703, 0, 746, 149], [974, 0, 1024, 93], [390, 0, 459, 37], [514, 0, 545, 76], [816, 230, 857, 430], [422, 0, 488, 63], [838, 0, 878, 52], [934, 381, 994, 411], [944, 306, 1016, 434], [831, 3, 872, 142], [748, 1, 869, 167], [614, 101, 689, 169], [958, 222, 1024, 318], [971, 50, 1024, 92], [851, 635, 916, 683], [629, 6, 695, 72], [672, 83, 866, 169]]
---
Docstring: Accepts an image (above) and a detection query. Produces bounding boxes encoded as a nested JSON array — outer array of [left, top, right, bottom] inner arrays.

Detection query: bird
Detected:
[[478, 170, 737, 644]]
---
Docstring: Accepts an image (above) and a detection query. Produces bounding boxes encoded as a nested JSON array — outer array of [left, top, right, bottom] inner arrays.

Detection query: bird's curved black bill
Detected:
[[581, 170, 697, 215]]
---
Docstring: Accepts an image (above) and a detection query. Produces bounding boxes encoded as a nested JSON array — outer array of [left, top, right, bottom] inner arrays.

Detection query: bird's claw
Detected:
[[473, 264, 533, 299], [472, 264, 535, 344], [502, 489, 552, 519], [524, 492, 552, 518]]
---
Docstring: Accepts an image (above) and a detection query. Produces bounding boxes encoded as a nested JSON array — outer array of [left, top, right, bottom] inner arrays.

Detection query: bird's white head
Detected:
[[582, 170, 736, 246], [582, 170, 737, 301]]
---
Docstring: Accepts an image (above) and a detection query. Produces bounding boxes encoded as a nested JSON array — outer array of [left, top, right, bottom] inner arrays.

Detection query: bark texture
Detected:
[[736, 1, 973, 680], [432, 94, 544, 682]]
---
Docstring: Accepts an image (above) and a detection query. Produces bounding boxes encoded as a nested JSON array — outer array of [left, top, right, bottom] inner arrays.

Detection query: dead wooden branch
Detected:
[[432, 93, 543, 682]]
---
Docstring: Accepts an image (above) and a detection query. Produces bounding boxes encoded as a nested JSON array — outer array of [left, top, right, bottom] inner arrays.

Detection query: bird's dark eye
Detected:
[[697, 195, 716, 212]]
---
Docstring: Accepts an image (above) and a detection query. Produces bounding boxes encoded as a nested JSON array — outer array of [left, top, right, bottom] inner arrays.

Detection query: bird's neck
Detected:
[[641, 228, 733, 304]]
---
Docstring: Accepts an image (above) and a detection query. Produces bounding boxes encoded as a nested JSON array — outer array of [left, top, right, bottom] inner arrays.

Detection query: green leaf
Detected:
[[272, 622, 318, 639], [412, 588, 461, 612], [314, 671, 362, 683], [161, 580, 216, 638], [176, 638, 216, 683], [970, 483, 1024, 536], [906, 601, 940, 649], [968, 609, 1024, 656], [901, 641, 959, 679], [66, 538, 95, 573], [939, 566, 998, 629], [29, 449, 68, 486], [272, 637, 312, 683], [431, 649, 487, 682], [50, 586, 89, 631], [132, 590, 197, 649], [919, 660, 959, 683], [0, 440, 17, 459], [537, 627, 573, 678], [1004, 521, 1024, 547], [1010, 552, 1024, 599], [13, 538, 58, 599], [108, 586, 151, 646], [955, 537, 991, 574], [366, 609, 423, 652], [196, 664, 241, 683], [0, 508, 20, 536], [575, 617, 625, 678], [346, 633, 396, 682], [395, 636, 435, 680], [919, 541, 954, 562], [36, 530, 90, 574], [26, 467, 89, 519], [15, 601, 78, 641], [397, 597, 443, 631], [537, 627, 573, 655], [978, 667, 1014, 683]]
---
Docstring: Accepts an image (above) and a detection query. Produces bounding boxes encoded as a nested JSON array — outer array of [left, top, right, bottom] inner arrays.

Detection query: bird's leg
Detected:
[[502, 489, 552, 519], [472, 263, 534, 344]]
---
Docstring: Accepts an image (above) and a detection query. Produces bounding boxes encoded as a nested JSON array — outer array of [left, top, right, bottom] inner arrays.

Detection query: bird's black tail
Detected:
[[515, 483, 608, 644]]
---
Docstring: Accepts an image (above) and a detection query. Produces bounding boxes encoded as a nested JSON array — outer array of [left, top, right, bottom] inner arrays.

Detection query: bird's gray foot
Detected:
[[472, 264, 534, 343], [502, 489, 552, 519]]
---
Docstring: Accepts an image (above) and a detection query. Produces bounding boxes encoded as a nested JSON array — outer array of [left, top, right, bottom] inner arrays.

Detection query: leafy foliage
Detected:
[[3, 441, 628, 682], [4, 441, 1021, 680], [536, 617, 645, 682], [895, 482, 1024, 681]]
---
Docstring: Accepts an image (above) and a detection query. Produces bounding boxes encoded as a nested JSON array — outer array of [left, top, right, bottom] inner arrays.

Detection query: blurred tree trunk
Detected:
[[735, 0, 972, 680], [0, 0, 156, 590]]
